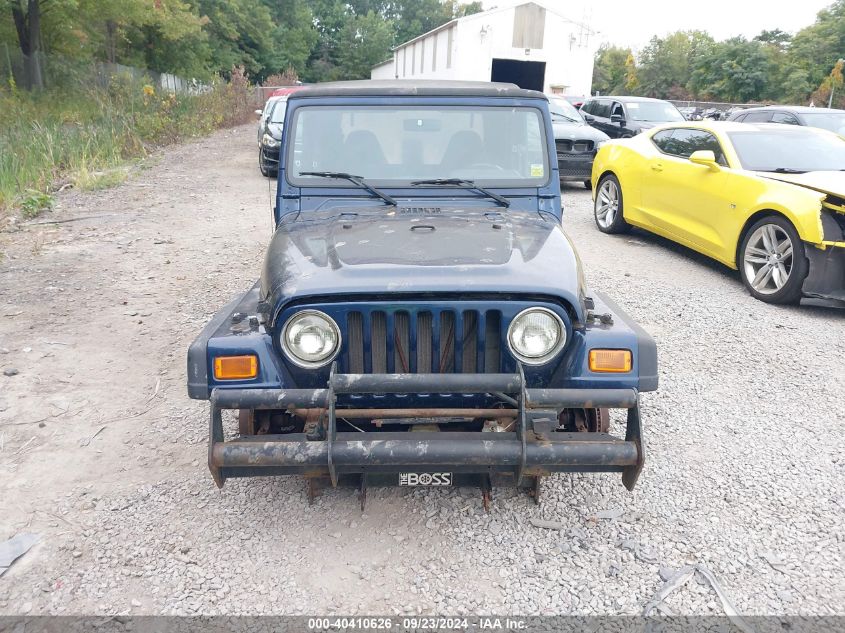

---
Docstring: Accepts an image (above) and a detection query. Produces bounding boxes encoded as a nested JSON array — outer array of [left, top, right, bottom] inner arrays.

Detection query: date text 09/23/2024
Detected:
[[307, 617, 528, 630]]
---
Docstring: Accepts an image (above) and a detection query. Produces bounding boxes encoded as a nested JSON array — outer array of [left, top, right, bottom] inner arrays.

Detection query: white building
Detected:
[[370, 1, 597, 96]]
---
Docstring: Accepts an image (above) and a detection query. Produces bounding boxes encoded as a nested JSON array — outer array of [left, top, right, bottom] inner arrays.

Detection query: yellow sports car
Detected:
[[591, 121, 845, 304]]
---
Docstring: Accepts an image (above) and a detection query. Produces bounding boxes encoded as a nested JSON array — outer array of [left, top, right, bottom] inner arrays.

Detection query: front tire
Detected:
[[738, 216, 808, 304], [594, 174, 630, 234]]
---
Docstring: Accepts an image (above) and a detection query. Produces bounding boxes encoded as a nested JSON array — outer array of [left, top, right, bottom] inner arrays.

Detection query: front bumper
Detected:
[[261, 144, 280, 165], [208, 370, 645, 491], [804, 243, 845, 303], [557, 154, 594, 181]]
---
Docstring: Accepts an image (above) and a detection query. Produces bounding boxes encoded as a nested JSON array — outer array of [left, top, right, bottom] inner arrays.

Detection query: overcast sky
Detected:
[[483, 0, 835, 49]]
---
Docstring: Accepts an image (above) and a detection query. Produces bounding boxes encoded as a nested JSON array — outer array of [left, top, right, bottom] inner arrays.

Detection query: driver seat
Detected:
[[343, 130, 387, 172], [440, 131, 485, 173]]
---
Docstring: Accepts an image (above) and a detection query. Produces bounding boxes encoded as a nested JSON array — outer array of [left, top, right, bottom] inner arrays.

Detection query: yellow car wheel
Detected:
[[594, 174, 630, 234], [738, 216, 809, 305]]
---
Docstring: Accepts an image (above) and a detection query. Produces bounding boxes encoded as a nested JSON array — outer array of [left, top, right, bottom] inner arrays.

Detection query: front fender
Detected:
[[741, 178, 826, 245], [552, 291, 658, 393], [187, 281, 292, 400]]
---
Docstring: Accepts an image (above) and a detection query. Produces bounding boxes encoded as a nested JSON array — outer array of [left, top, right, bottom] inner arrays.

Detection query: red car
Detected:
[[270, 86, 306, 98]]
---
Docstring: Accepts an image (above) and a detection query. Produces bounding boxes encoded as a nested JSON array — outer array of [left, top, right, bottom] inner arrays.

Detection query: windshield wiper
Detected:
[[410, 178, 511, 208], [768, 167, 806, 174], [552, 114, 581, 123], [299, 171, 397, 206]]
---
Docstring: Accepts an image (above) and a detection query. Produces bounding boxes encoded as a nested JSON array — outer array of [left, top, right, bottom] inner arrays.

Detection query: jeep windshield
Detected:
[[285, 105, 549, 187]]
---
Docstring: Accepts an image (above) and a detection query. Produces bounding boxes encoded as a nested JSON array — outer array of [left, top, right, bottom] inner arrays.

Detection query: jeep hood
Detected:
[[757, 170, 845, 201], [261, 207, 587, 321]]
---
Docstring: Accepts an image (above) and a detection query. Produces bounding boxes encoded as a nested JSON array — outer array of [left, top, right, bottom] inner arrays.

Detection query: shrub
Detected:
[[18, 189, 54, 219], [0, 66, 257, 216]]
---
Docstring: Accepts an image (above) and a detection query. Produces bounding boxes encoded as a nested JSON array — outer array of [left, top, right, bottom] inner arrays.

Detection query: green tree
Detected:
[[259, 0, 317, 78], [787, 1, 845, 92], [754, 28, 791, 51], [336, 9, 394, 80], [753, 28, 792, 101], [304, 0, 347, 81], [387, 0, 452, 45], [194, 0, 276, 79], [304, 0, 477, 82], [76, 0, 159, 64], [120, 0, 210, 79], [779, 65, 814, 103], [638, 30, 713, 98], [453, 1, 483, 17], [366, 0, 480, 46], [591, 44, 630, 95], [690, 37, 771, 102]]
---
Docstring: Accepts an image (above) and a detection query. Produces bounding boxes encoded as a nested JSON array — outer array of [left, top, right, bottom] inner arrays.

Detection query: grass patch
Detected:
[[0, 68, 254, 217], [76, 167, 130, 191], [18, 189, 54, 219]]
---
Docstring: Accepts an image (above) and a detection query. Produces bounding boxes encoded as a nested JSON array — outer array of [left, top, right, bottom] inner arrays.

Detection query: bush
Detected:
[[0, 66, 257, 215], [18, 189, 54, 219]]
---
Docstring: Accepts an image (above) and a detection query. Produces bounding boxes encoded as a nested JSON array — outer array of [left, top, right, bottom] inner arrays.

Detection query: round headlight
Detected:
[[281, 310, 340, 368], [507, 307, 566, 365]]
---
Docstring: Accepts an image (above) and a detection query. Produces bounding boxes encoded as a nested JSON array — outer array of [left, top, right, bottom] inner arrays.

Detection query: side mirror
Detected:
[[583, 114, 595, 123], [255, 109, 263, 117], [689, 150, 719, 170], [610, 114, 625, 124]]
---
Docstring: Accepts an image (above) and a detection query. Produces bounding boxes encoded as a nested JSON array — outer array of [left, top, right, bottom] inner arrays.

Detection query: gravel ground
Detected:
[[0, 125, 843, 617]]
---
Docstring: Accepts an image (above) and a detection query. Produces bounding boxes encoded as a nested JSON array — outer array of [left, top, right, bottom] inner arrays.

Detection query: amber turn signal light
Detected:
[[589, 349, 632, 373], [213, 355, 258, 380]]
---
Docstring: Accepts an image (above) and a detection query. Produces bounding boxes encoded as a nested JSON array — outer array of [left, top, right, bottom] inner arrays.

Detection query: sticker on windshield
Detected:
[[530, 164, 544, 177]]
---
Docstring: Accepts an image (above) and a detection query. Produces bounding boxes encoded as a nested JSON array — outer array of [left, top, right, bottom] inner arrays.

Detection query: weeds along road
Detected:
[[0, 124, 843, 616]]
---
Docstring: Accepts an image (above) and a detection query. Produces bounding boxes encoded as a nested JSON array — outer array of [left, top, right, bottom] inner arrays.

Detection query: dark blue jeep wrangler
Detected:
[[187, 80, 657, 507]]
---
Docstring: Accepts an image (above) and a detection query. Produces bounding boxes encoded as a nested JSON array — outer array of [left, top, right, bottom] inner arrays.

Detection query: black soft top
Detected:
[[288, 80, 548, 100]]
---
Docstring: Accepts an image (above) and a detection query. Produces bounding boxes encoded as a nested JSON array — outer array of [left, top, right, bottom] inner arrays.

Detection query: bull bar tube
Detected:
[[208, 366, 645, 490]]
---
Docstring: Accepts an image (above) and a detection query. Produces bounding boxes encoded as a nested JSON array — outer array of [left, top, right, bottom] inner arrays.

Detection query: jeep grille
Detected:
[[346, 309, 502, 374]]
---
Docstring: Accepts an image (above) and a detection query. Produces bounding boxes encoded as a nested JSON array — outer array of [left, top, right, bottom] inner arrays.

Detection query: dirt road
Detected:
[[1, 125, 843, 616]]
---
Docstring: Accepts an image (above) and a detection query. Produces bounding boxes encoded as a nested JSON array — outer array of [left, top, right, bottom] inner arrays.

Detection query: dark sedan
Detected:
[[258, 98, 288, 177], [580, 96, 685, 138], [727, 105, 845, 135]]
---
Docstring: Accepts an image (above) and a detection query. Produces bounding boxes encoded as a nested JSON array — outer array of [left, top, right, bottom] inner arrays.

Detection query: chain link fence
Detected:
[[668, 99, 766, 110], [1, 43, 206, 94]]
